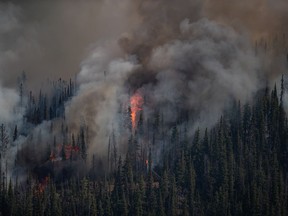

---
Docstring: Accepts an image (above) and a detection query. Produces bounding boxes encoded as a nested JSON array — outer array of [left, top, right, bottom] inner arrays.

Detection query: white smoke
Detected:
[[0, 0, 287, 176], [147, 19, 262, 128], [65, 41, 139, 156], [63, 18, 264, 160]]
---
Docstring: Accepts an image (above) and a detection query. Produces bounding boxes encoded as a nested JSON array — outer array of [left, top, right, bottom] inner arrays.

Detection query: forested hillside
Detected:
[[0, 78, 287, 216], [1, 1, 288, 216]]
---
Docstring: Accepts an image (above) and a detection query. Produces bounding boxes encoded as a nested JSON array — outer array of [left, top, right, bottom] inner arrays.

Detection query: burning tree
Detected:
[[130, 92, 144, 131]]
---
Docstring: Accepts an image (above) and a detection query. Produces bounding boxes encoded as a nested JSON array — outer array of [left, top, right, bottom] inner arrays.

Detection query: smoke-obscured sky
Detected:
[[0, 0, 287, 88], [0, 0, 140, 88], [1, 0, 288, 176]]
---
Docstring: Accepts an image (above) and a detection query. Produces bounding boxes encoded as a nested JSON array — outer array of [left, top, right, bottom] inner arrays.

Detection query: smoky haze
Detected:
[[0, 0, 139, 88], [204, 0, 288, 40], [0, 0, 287, 87], [0, 0, 288, 174]]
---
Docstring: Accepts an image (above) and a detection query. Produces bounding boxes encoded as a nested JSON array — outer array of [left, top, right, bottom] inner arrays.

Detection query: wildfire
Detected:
[[50, 144, 80, 161], [130, 92, 144, 130], [64, 144, 80, 160], [35, 176, 50, 195]]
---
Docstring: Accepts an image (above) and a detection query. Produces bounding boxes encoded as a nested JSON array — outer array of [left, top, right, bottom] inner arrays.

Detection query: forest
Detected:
[[1, 0, 288, 215], [0, 74, 287, 216]]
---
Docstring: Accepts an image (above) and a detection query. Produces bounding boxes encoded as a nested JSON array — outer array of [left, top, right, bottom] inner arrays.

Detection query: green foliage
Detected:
[[1, 85, 288, 216]]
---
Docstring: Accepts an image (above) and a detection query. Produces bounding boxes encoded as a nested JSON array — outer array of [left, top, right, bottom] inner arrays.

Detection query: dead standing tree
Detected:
[[0, 124, 9, 188]]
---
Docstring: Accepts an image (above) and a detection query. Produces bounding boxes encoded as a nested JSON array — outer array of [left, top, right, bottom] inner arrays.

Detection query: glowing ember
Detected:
[[64, 144, 80, 160], [35, 176, 50, 195], [130, 92, 144, 129]]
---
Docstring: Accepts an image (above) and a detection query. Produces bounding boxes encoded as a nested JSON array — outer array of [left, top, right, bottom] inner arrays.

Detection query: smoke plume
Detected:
[[0, 0, 287, 175], [0, 0, 139, 89], [65, 17, 263, 161]]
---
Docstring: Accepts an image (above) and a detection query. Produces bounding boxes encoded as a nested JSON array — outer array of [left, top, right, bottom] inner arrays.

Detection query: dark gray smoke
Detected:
[[66, 18, 263, 162], [0, 0, 287, 174], [204, 0, 288, 40], [0, 0, 139, 89]]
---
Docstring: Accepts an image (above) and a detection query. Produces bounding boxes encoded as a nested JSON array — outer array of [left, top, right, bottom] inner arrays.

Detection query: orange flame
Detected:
[[145, 159, 148, 166], [130, 92, 144, 130], [35, 176, 49, 195]]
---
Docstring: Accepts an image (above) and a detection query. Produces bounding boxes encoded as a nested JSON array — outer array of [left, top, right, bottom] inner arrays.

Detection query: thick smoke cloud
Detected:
[[204, 0, 288, 39], [27, 0, 288, 160], [0, 0, 139, 88], [65, 18, 262, 161], [66, 42, 139, 156], [0, 0, 287, 89], [147, 19, 261, 127], [0, 4, 22, 123], [0, 85, 20, 122], [0, 0, 288, 172]]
